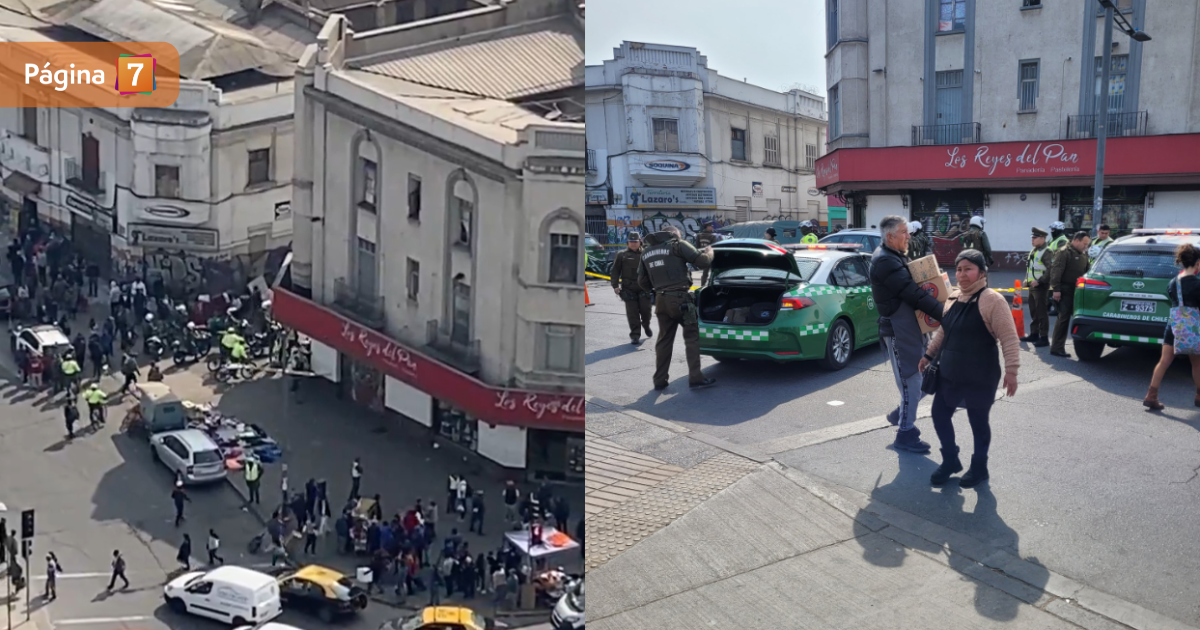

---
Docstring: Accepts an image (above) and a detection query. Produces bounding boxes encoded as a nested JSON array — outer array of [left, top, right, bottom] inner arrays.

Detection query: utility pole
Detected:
[[1093, 1, 1115, 223]]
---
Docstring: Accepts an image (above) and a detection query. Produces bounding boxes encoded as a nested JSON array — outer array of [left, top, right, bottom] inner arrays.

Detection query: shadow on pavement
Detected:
[[855, 452, 1049, 623]]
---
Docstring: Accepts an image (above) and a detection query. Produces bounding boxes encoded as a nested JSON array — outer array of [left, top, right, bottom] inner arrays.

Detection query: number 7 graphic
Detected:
[[115, 54, 156, 95]]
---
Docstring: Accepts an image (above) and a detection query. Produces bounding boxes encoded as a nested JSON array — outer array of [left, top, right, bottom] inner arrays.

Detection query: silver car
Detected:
[[151, 429, 227, 485]]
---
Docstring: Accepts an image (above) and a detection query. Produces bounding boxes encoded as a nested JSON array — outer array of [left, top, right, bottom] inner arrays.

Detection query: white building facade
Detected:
[[281, 2, 586, 478], [818, 0, 1200, 269], [585, 41, 829, 244]]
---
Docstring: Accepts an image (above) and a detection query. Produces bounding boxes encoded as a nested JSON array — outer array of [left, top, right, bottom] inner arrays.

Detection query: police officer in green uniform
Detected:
[[1089, 224, 1114, 264], [610, 232, 653, 345], [764, 227, 779, 244], [1021, 227, 1052, 347], [800, 221, 819, 244], [959, 216, 994, 267], [694, 223, 720, 287], [1047, 221, 1069, 263], [638, 225, 716, 390], [1048, 231, 1092, 358], [60, 353, 81, 394]]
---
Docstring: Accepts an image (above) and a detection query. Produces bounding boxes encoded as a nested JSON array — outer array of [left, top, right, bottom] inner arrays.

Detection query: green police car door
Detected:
[[828, 255, 877, 336]]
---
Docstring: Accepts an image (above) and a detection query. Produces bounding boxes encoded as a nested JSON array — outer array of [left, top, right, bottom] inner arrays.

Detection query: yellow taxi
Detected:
[[277, 565, 368, 622], [379, 606, 491, 630]]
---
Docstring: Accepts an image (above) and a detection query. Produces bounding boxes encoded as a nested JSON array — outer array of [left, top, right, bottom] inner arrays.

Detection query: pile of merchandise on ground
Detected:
[[182, 400, 284, 466]]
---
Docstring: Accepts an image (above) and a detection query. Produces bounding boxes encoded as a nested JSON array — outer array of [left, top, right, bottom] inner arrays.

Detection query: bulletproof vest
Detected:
[[962, 228, 983, 250], [641, 232, 690, 290], [695, 231, 718, 248]]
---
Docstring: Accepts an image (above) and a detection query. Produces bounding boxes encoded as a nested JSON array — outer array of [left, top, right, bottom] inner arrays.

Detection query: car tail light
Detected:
[[1076, 278, 1110, 290], [780, 297, 814, 311], [1072, 325, 1079, 335], [764, 243, 788, 254]]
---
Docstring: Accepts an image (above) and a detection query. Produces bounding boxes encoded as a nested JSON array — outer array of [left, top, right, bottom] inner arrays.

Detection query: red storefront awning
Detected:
[[272, 289, 583, 432], [816, 133, 1200, 192]]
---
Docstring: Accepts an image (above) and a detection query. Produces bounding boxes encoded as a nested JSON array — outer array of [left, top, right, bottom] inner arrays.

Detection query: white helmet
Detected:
[[1088, 245, 1103, 259], [909, 220, 922, 232], [1050, 221, 1066, 231], [801, 220, 814, 228], [969, 216, 985, 228], [144, 313, 154, 322]]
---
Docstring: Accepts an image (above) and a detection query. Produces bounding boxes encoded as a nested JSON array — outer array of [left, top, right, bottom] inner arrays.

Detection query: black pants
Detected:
[[350, 477, 361, 500], [1050, 291, 1076, 353], [107, 568, 128, 590], [87, 277, 98, 297], [304, 533, 317, 554], [930, 394, 993, 457], [174, 504, 185, 527], [469, 514, 484, 535], [208, 548, 223, 564], [247, 480, 261, 504], [120, 372, 136, 394], [653, 292, 704, 387], [622, 291, 652, 341]]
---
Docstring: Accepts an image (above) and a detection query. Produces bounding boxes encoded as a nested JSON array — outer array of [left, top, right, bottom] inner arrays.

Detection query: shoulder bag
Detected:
[[920, 291, 982, 396], [1170, 278, 1200, 355]]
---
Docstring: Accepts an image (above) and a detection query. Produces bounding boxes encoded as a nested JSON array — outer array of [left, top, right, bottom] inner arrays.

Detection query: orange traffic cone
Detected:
[[1011, 280, 1025, 335], [585, 283, 593, 307]]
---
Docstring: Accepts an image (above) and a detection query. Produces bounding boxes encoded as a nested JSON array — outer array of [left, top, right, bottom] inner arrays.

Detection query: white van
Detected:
[[551, 578, 584, 629], [163, 565, 283, 625]]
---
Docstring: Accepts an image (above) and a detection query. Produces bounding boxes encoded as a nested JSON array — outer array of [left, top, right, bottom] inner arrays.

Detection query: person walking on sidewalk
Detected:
[[207, 529, 224, 565], [44, 552, 63, 601], [118, 353, 138, 395], [502, 480, 520, 528], [455, 477, 468, 523], [171, 481, 191, 527], [610, 232, 654, 344], [349, 458, 363, 501], [177, 534, 193, 571], [1143, 244, 1200, 410], [446, 474, 459, 516], [869, 216, 944, 453], [107, 550, 129, 591], [919, 250, 1021, 489], [425, 501, 439, 540], [468, 491, 485, 535], [303, 519, 318, 555]]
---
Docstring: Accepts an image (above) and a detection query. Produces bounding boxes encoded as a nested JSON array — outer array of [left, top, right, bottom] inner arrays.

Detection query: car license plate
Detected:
[[1120, 300, 1156, 314]]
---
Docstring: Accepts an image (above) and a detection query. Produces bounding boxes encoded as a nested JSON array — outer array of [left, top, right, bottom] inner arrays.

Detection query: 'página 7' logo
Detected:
[[1, 42, 179, 107], [116, 54, 156, 95]]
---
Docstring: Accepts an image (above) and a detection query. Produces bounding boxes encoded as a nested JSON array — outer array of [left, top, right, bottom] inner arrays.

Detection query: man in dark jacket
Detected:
[[870, 216, 945, 453], [610, 232, 653, 345], [1048, 231, 1092, 358]]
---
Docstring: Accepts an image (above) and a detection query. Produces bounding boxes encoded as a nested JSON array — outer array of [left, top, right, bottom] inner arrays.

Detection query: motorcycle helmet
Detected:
[[186, 321, 196, 329], [909, 220, 922, 232], [1050, 221, 1066, 231], [801, 220, 814, 228], [969, 216, 985, 229], [1088, 244, 1103, 259], [144, 313, 154, 322]]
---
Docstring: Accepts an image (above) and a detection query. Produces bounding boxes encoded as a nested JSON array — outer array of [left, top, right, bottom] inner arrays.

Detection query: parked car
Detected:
[[717, 220, 806, 245], [696, 239, 880, 370], [163, 565, 283, 626], [381, 606, 491, 630], [819, 227, 883, 253], [14, 324, 71, 359], [1069, 228, 1200, 361], [150, 429, 227, 484]]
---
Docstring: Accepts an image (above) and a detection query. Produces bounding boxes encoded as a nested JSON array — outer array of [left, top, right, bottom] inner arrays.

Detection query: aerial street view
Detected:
[[584, 0, 1200, 628], [0, 0, 585, 629]]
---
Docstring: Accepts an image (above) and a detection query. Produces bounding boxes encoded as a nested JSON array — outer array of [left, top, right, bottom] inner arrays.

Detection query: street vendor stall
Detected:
[[181, 400, 283, 470], [504, 526, 580, 609]]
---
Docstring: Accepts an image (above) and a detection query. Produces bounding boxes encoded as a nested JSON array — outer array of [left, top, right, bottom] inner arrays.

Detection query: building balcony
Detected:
[[1065, 111, 1148, 140], [911, 122, 981, 146], [425, 319, 481, 374], [586, 148, 597, 172], [512, 365, 584, 392], [64, 157, 107, 196], [0, 131, 51, 182], [331, 277, 386, 330]]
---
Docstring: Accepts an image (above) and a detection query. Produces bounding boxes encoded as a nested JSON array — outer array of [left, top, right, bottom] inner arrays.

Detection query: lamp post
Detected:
[[1093, 0, 1151, 227]]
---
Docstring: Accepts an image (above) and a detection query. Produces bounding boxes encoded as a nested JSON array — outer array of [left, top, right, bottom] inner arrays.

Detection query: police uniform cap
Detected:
[[627, 232, 641, 242], [1031, 227, 1049, 238]]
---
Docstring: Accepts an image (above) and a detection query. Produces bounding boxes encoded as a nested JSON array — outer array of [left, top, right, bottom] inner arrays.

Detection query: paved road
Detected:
[[586, 275, 1200, 627]]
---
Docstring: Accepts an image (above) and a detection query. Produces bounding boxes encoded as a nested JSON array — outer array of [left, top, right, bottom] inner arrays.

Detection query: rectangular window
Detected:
[[763, 134, 780, 166], [938, 0, 966, 32], [359, 158, 377, 210], [248, 148, 271, 186], [1094, 54, 1129, 116], [543, 324, 582, 373], [827, 0, 838, 49], [829, 86, 841, 138], [452, 279, 471, 344], [548, 234, 579, 284], [730, 128, 746, 161], [1019, 60, 1039, 112], [21, 96, 37, 143], [1022, 0, 1041, 6], [652, 118, 679, 152], [356, 237, 377, 297], [406, 258, 419, 300], [407, 175, 421, 220], [81, 133, 100, 188], [805, 144, 817, 169], [154, 165, 180, 198], [456, 197, 473, 246]]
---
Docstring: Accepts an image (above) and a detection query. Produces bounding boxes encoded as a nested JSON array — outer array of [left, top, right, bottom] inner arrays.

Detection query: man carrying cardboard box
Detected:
[[869, 216, 947, 453]]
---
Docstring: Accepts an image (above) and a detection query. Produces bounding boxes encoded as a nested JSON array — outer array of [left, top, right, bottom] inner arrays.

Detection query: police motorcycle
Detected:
[[142, 313, 167, 361], [171, 322, 207, 366], [212, 359, 259, 383]]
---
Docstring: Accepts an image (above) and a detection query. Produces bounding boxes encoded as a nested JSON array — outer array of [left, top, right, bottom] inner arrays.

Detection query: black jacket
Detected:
[[869, 245, 944, 322]]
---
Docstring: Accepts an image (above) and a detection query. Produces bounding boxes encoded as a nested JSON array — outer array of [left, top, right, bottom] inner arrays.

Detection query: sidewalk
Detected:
[[585, 400, 1198, 630], [155, 368, 580, 616]]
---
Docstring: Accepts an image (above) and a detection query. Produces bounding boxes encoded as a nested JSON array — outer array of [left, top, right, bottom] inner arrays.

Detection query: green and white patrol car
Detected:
[[696, 239, 880, 370], [1070, 228, 1200, 361]]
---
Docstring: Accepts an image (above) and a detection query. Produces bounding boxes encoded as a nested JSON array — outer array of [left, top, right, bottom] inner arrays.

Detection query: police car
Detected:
[[696, 239, 880, 370], [1069, 228, 1200, 361]]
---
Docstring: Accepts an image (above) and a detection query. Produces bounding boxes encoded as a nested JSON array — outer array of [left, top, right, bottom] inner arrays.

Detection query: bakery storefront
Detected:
[[272, 289, 585, 480], [816, 134, 1200, 269]]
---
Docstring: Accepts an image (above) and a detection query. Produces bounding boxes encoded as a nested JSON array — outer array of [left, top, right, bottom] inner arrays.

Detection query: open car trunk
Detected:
[[698, 285, 790, 325]]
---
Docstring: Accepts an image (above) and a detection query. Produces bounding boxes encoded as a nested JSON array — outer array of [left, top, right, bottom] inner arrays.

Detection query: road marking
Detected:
[[827, 400, 845, 406], [54, 617, 152, 626], [34, 564, 279, 581]]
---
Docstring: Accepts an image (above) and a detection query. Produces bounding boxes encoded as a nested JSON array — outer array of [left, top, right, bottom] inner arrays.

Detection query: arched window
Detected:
[[541, 209, 583, 284]]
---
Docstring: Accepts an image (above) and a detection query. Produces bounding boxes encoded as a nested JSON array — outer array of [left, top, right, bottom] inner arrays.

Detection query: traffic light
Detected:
[[20, 539, 31, 560], [20, 509, 34, 540]]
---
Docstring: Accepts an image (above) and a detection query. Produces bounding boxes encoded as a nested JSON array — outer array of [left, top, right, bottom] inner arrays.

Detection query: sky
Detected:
[[584, 0, 828, 95]]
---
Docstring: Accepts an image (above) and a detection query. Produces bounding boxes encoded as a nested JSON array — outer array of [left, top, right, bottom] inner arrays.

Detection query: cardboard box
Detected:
[[916, 272, 951, 335], [908, 255, 941, 283]]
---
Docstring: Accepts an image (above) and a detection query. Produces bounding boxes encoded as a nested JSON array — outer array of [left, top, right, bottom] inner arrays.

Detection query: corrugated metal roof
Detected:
[[352, 17, 582, 100], [46, 0, 299, 79]]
